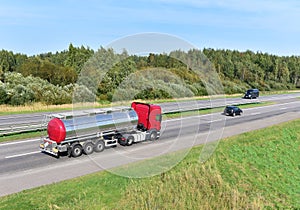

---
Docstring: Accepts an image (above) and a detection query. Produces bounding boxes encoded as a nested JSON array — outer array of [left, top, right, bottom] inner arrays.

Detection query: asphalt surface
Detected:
[[0, 96, 299, 196], [1, 92, 300, 130]]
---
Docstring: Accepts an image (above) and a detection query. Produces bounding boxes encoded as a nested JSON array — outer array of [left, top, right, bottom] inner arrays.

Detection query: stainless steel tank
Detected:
[[47, 108, 138, 143]]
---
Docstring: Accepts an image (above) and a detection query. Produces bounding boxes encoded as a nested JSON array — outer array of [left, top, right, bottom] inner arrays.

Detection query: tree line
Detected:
[[0, 44, 299, 105]]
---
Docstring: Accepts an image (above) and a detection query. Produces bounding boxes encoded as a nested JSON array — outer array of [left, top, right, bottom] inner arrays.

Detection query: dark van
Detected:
[[244, 89, 259, 99]]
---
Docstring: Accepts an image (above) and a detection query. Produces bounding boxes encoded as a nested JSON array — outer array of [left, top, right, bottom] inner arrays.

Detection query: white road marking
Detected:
[[5, 151, 40, 159], [249, 100, 300, 111], [0, 138, 40, 147], [280, 107, 287, 110], [210, 119, 223, 122], [250, 112, 261, 115]]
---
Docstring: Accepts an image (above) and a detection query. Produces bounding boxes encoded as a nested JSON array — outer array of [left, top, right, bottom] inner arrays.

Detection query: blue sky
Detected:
[[1, 0, 300, 55]]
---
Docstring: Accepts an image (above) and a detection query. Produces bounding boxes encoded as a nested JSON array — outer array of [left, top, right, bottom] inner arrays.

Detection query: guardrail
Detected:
[[0, 114, 50, 136], [0, 98, 259, 136], [0, 123, 47, 136]]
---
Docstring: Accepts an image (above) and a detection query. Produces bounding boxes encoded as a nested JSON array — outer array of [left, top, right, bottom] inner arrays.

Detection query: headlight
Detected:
[[52, 147, 59, 153]]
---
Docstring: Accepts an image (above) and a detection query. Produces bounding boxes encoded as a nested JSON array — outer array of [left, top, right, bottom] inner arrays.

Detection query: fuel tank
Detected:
[[47, 108, 138, 143]]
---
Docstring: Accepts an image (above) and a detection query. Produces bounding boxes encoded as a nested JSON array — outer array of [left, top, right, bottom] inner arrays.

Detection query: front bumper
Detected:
[[40, 138, 59, 157]]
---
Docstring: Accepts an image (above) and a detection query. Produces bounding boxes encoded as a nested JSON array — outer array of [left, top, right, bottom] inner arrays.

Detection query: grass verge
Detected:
[[0, 131, 45, 143], [0, 119, 299, 209]]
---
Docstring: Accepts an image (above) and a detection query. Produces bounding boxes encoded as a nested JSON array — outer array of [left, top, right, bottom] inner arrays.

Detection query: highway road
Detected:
[[1, 93, 300, 136], [0, 97, 299, 196]]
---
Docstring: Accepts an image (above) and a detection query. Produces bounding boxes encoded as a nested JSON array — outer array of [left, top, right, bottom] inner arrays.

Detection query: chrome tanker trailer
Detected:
[[40, 102, 162, 157]]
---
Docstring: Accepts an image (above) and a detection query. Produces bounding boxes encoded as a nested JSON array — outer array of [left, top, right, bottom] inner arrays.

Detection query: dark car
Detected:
[[224, 106, 243, 116], [244, 89, 259, 99]]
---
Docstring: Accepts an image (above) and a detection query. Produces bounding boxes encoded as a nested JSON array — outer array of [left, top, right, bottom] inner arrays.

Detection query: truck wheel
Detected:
[[71, 144, 83, 158], [83, 142, 94, 155], [118, 137, 128, 146], [94, 140, 105, 152], [118, 139, 127, 146], [149, 131, 157, 141], [127, 136, 134, 146]]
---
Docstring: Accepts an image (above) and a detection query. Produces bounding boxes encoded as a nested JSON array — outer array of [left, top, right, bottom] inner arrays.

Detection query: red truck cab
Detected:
[[131, 102, 162, 132]]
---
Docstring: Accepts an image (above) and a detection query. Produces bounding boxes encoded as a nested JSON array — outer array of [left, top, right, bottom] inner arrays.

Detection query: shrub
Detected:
[[9, 84, 35, 105], [73, 84, 95, 103], [0, 84, 8, 104], [3, 72, 74, 105]]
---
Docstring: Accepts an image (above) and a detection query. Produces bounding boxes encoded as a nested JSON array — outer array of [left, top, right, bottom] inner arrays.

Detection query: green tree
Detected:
[[18, 57, 77, 86], [0, 50, 15, 72], [64, 43, 94, 74], [278, 62, 290, 83]]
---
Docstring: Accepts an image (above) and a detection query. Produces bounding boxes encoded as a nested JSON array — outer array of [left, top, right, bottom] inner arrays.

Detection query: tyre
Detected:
[[94, 140, 105, 152], [83, 142, 94, 155], [126, 136, 134, 146], [149, 130, 157, 141], [118, 138, 127, 146], [232, 112, 236, 117], [71, 144, 83, 158]]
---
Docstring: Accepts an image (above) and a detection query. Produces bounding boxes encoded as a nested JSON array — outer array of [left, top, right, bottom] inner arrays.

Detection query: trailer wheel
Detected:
[[127, 136, 134, 146], [71, 144, 83, 158], [94, 140, 105, 152], [149, 130, 157, 141], [83, 142, 94, 155]]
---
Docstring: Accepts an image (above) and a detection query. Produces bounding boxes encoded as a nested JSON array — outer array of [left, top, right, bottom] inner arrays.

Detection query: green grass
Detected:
[[0, 172, 129, 210], [0, 131, 45, 143], [0, 119, 299, 209], [260, 89, 300, 95]]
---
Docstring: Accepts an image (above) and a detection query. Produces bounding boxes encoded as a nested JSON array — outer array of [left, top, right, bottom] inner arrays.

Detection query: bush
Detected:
[[268, 81, 286, 90], [0, 85, 8, 104], [2, 72, 74, 105], [222, 80, 240, 94], [9, 84, 35, 105], [73, 84, 95, 103]]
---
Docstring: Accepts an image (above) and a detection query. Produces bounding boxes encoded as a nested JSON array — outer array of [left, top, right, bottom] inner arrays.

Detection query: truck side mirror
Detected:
[[156, 114, 162, 122]]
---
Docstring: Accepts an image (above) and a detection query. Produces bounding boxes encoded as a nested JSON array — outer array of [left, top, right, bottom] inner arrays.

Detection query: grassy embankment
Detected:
[[0, 119, 299, 209]]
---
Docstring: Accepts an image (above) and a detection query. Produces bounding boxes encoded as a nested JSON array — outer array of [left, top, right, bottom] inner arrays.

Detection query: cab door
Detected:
[[149, 106, 162, 131]]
